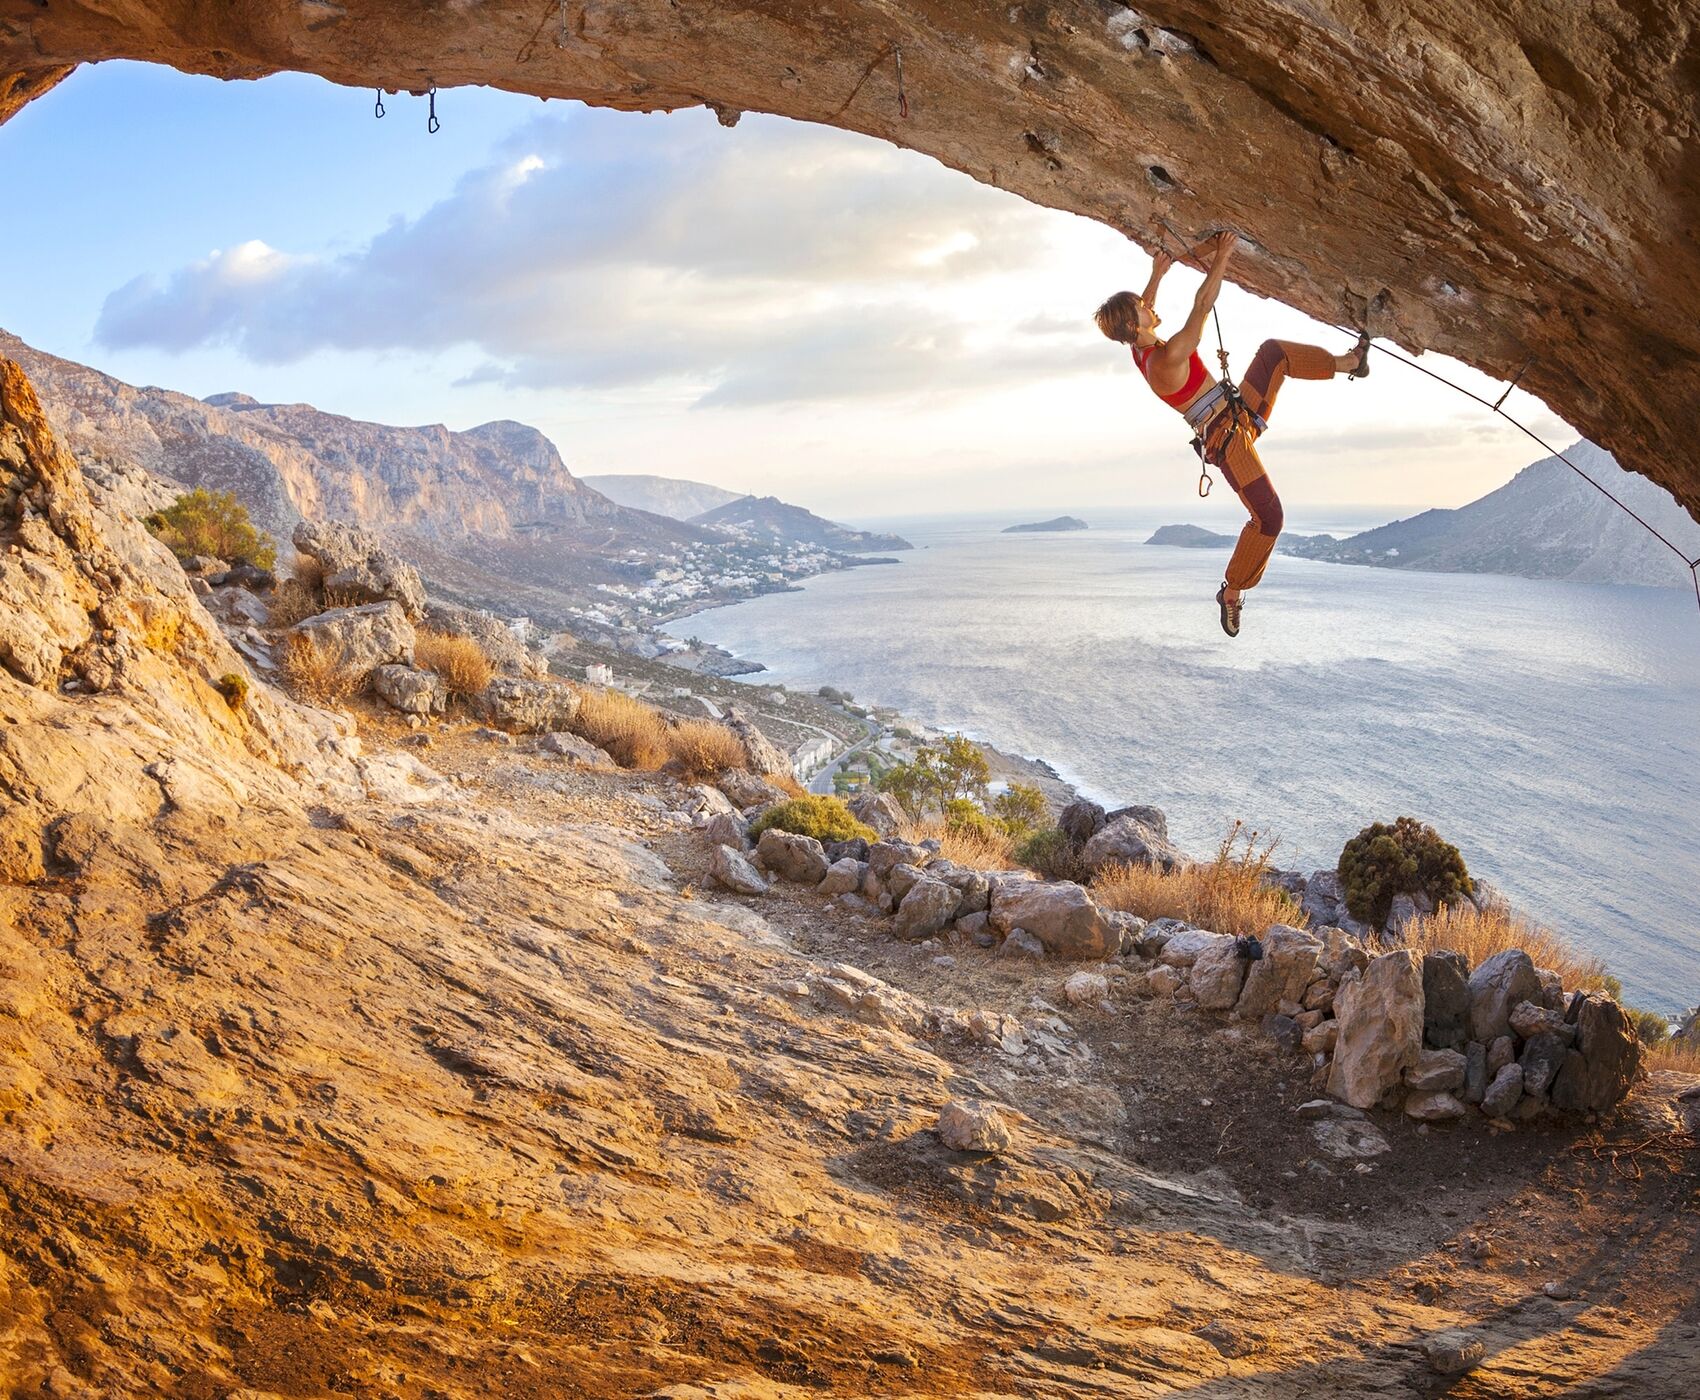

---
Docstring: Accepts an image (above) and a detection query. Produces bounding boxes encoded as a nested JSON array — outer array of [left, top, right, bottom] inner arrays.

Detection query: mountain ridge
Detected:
[[689, 494, 912, 553], [582, 472, 746, 521]]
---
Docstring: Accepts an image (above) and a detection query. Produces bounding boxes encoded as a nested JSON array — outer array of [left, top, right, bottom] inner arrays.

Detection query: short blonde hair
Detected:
[[1094, 291, 1143, 343]]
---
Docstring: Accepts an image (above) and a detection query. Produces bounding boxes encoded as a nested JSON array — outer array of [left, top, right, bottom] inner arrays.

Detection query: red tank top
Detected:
[[1132, 343, 1210, 411]]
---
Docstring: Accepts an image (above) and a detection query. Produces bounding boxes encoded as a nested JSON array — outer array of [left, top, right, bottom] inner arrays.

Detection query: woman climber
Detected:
[[1093, 232, 1370, 637]]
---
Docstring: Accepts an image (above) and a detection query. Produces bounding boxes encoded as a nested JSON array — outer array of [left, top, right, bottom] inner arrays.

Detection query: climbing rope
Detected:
[[1322, 321, 1700, 613], [833, 43, 911, 120], [1146, 220, 1700, 610]]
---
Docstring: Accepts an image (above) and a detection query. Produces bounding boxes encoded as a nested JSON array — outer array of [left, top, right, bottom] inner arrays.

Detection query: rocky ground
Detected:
[[3, 718, 1698, 1398]]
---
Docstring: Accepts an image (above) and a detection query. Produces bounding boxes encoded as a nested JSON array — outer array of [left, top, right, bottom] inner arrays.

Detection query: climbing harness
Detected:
[[427, 84, 441, 134], [373, 89, 385, 119], [1143, 219, 1700, 611]]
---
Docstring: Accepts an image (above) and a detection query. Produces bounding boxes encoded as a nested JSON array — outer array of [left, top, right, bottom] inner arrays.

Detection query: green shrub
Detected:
[[748, 795, 876, 844], [1014, 826, 1087, 883], [1628, 1007, 1671, 1048], [214, 672, 249, 711], [1338, 816, 1472, 928], [943, 798, 1003, 843], [146, 488, 277, 570]]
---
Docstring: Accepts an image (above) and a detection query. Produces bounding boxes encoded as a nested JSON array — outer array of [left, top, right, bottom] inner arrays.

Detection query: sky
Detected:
[[0, 61, 1582, 522]]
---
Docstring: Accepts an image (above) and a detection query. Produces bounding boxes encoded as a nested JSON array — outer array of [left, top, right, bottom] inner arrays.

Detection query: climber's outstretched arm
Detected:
[[1139, 249, 1174, 307], [1160, 232, 1235, 366]]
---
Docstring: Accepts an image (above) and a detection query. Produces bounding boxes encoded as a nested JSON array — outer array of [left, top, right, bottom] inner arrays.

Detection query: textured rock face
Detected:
[[3, 6, 1697, 521], [469, 675, 583, 734], [1328, 950, 1424, 1110], [0, 355, 359, 859], [290, 602, 416, 673], [989, 880, 1116, 959], [294, 519, 427, 620]]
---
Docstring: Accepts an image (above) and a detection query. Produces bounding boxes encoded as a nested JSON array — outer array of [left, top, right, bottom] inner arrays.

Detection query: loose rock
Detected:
[[936, 1099, 1014, 1154]]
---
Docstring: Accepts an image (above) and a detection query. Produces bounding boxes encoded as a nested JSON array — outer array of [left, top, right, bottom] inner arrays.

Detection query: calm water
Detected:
[[679, 514, 1700, 1015]]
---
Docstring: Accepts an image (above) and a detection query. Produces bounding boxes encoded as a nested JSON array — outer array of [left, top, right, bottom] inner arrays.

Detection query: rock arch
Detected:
[[3, 1, 1696, 521]]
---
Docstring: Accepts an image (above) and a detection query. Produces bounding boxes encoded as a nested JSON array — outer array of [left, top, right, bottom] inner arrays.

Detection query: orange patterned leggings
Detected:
[[1205, 339, 1337, 591]]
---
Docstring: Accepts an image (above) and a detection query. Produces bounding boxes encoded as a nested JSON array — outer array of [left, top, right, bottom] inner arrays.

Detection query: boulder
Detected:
[[1056, 798, 1106, 843], [1519, 1032, 1569, 1099], [868, 839, 928, 880], [926, 861, 990, 915], [1421, 951, 1471, 1050], [715, 768, 789, 809], [1551, 994, 1641, 1114], [824, 836, 871, 864], [988, 880, 1117, 959], [1080, 812, 1187, 874], [422, 600, 546, 677], [289, 601, 415, 671], [1535, 967, 1566, 1009], [710, 844, 768, 896], [1235, 924, 1322, 1019], [753, 828, 829, 885], [1302, 1020, 1339, 1055], [1190, 938, 1250, 1011], [1265, 1014, 1303, 1054], [1311, 1118, 1393, 1161], [997, 928, 1047, 962], [293, 518, 426, 619], [1156, 928, 1232, 968], [1468, 949, 1543, 1044], [1104, 803, 1170, 839], [1462, 1041, 1489, 1103], [1423, 1331, 1485, 1377], [1107, 911, 1147, 955], [538, 730, 614, 767], [956, 910, 991, 939], [892, 877, 961, 939], [1317, 924, 1369, 980], [1387, 892, 1421, 935], [886, 862, 927, 903], [1487, 1035, 1517, 1075], [469, 676, 581, 734], [936, 1100, 1014, 1154], [723, 705, 790, 776], [1481, 1062, 1524, 1118], [1147, 965, 1184, 996], [817, 857, 866, 896], [1301, 869, 1346, 927], [1406, 1048, 1468, 1093], [703, 810, 748, 850], [371, 663, 446, 716], [1509, 1000, 1574, 1043], [1327, 950, 1424, 1110], [1063, 971, 1109, 1006], [1405, 1090, 1468, 1122], [847, 790, 906, 836]]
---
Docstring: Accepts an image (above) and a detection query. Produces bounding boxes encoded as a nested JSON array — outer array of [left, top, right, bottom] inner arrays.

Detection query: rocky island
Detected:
[[1148, 523, 1236, 547], [1004, 515, 1088, 533]]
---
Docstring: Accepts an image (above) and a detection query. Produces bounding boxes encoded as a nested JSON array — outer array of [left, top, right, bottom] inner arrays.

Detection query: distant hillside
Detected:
[[1005, 516, 1087, 533], [582, 473, 745, 521], [1282, 441, 1700, 588], [0, 329, 728, 623], [690, 495, 912, 553], [1148, 524, 1234, 547]]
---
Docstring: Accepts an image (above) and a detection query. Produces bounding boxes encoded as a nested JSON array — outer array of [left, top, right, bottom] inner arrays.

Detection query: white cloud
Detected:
[[95, 109, 1090, 408]]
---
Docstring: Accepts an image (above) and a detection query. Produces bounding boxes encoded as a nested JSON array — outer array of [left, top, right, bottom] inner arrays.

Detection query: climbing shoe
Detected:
[[1233, 935, 1265, 962], [1346, 331, 1372, 379], [1215, 584, 1242, 638]]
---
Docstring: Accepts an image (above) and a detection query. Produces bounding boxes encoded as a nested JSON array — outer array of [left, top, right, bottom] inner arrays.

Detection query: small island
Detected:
[[1004, 516, 1088, 534], [1147, 523, 1236, 547]]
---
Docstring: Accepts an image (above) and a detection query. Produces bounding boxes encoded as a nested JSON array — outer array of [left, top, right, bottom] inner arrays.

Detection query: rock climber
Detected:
[[1093, 232, 1370, 637]]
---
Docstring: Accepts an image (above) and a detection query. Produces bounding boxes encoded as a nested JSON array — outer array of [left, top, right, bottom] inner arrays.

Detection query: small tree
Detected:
[[992, 782, 1048, 839], [146, 488, 276, 569], [875, 733, 989, 815]]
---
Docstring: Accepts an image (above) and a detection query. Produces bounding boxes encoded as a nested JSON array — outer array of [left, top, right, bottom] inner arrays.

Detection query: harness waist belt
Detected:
[[1182, 382, 1229, 431]]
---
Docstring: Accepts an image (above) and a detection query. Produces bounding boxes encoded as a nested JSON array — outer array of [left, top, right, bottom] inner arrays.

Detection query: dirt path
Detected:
[[2, 727, 1695, 1398]]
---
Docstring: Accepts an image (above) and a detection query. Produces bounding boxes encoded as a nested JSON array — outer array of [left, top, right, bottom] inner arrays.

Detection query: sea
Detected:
[[677, 511, 1700, 1017]]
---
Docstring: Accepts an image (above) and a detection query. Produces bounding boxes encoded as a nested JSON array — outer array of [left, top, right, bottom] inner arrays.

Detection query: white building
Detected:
[[585, 663, 614, 685]]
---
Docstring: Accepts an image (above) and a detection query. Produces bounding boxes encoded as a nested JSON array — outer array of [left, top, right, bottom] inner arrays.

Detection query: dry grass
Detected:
[[415, 629, 495, 700], [670, 718, 750, 782], [321, 585, 369, 610], [1090, 822, 1304, 939], [899, 817, 1016, 872], [572, 688, 676, 770], [267, 577, 324, 628], [278, 631, 363, 706], [771, 772, 808, 799], [1645, 1038, 1700, 1075], [290, 550, 326, 592], [1398, 902, 1611, 992]]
